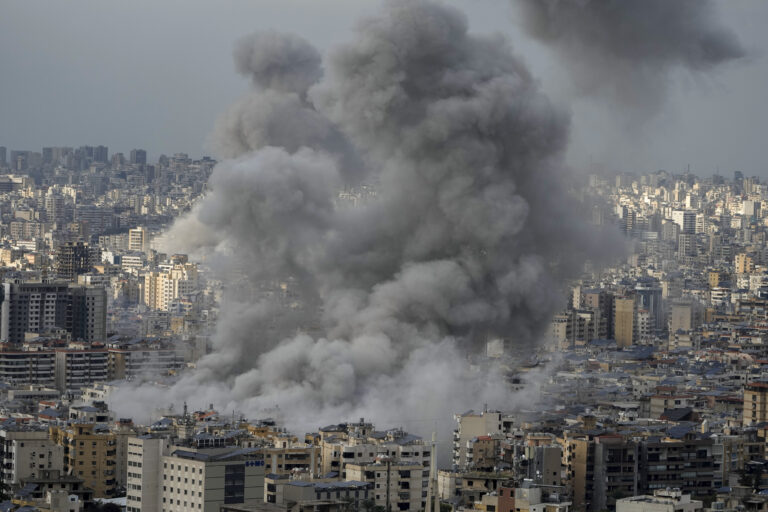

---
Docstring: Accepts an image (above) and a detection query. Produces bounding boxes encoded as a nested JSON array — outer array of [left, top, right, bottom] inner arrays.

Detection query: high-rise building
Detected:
[[55, 241, 101, 281], [0, 281, 107, 344], [54, 347, 109, 392], [635, 278, 664, 333], [671, 210, 696, 234], [93, 145, 109, 163], [129, 226, 148, 253], [0, 350, 56, 386], [613, 297, 635, 348], [130, 149, 147, 165], [0, 146, 6, 166], [582, 289, 614, 340], [677, 233, 696, 259], [70, 286, 108, 342], [126, 435, 170, 512], [44, 193, 67, 224]]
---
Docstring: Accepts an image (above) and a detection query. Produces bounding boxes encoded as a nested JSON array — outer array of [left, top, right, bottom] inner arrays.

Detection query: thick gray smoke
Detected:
[[515, 0, 745, 111], [233, 31, 322, 95], [114, 0, 615, 435]]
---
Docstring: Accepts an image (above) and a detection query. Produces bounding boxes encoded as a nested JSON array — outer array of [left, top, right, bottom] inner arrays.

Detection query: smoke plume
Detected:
[[114, 0, 614, 435], [515, 0, 746, 112]]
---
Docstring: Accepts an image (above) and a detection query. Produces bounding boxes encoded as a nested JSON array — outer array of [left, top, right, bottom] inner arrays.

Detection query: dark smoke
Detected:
[[516, 0, 746, 111], [114, 0, 616, 432]]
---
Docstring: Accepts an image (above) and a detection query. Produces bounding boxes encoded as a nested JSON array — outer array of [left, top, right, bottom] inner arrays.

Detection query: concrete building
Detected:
[[128, 227, 148, 253], [0, 425, 64, 487], [142, 262, 199, 311], [0, 350, 56, 386], [126, 435, 171, 512], [562, 434, 639, 512], [54, 242, 100, 281], [262, 445, 321, 476], [54, 348, 109, 392], [264, 476, 371, 508], [453, 410, 512, 469], [743, 381, 768, 426], [49, 423, 117, 498], [614, 297, 635, 348], [108, 347, 184, 380], [0, 281, 107, 344], [514, 485, 571, 512], [345, 458, 425, 512], [320, 427, 429, 480], [616, 488, 703, 512], [160, 445, 266, 512]]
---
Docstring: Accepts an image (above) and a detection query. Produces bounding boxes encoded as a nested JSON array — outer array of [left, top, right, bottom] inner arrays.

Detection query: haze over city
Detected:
[[2, 1, 768, 175], [0, 2, 766, 512]]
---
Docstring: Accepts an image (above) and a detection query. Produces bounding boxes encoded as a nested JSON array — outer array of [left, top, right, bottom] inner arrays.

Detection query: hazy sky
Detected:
[[1, 0, 766, 177]]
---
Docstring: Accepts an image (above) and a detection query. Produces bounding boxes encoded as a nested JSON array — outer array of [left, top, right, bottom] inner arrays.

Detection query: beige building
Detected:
[[735, 253, 755, 274], [160, 446, 265, 512], [143, 263, 199, 311], [0, 425, 64, 487], [514, 486, 571, 512], [321, 428, 429, 479], [126, 435, 171, 512], [129, 436, 266, 512], [744, 381, 768, 426], [616, 488, 702, 512], [346, 459, 425, 512], [614, 297, 635, 348], [49, 423, 117, 498], [128, 227, 149, 253], [453, 410, 512, 469]]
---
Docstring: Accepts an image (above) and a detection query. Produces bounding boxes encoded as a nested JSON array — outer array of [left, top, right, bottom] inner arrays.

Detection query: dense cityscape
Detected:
[[2, 0, 766, 511], [0, 143, 766, 511]]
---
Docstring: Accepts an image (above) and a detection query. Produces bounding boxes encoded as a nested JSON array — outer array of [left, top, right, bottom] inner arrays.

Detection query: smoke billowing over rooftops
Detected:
[[111, 0, 621, 433]]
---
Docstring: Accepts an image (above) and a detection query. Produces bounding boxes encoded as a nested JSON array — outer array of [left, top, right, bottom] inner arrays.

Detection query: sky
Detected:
[[1, 0, 766, 177]]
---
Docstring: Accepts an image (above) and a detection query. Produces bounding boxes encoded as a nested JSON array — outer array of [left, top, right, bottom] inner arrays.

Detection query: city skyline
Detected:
[[1, 0, 767, 176], [0, 1, 768, 511]]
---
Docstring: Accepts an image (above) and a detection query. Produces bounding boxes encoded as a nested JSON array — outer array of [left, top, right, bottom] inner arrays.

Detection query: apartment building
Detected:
[[264, 476, 371, 508], [0, 280, 107, 344], [160, 446, 266, 512], [127, 435, 171, 512], [262, 444, 321, 476], [452, 410, 514, 469], [0, 350, 56, 386], [640, 434, 714, 498], [128, 435, 267, 512], [108, 347, 184, 379], [346, 458, 426, 512], [49, 423, 117, 498], [743, 381, 768, 426], [143, 262, 199, 311], [0, 425, 64, 487], [54, 348, 109, 392], [321, 428, 430, 480]]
